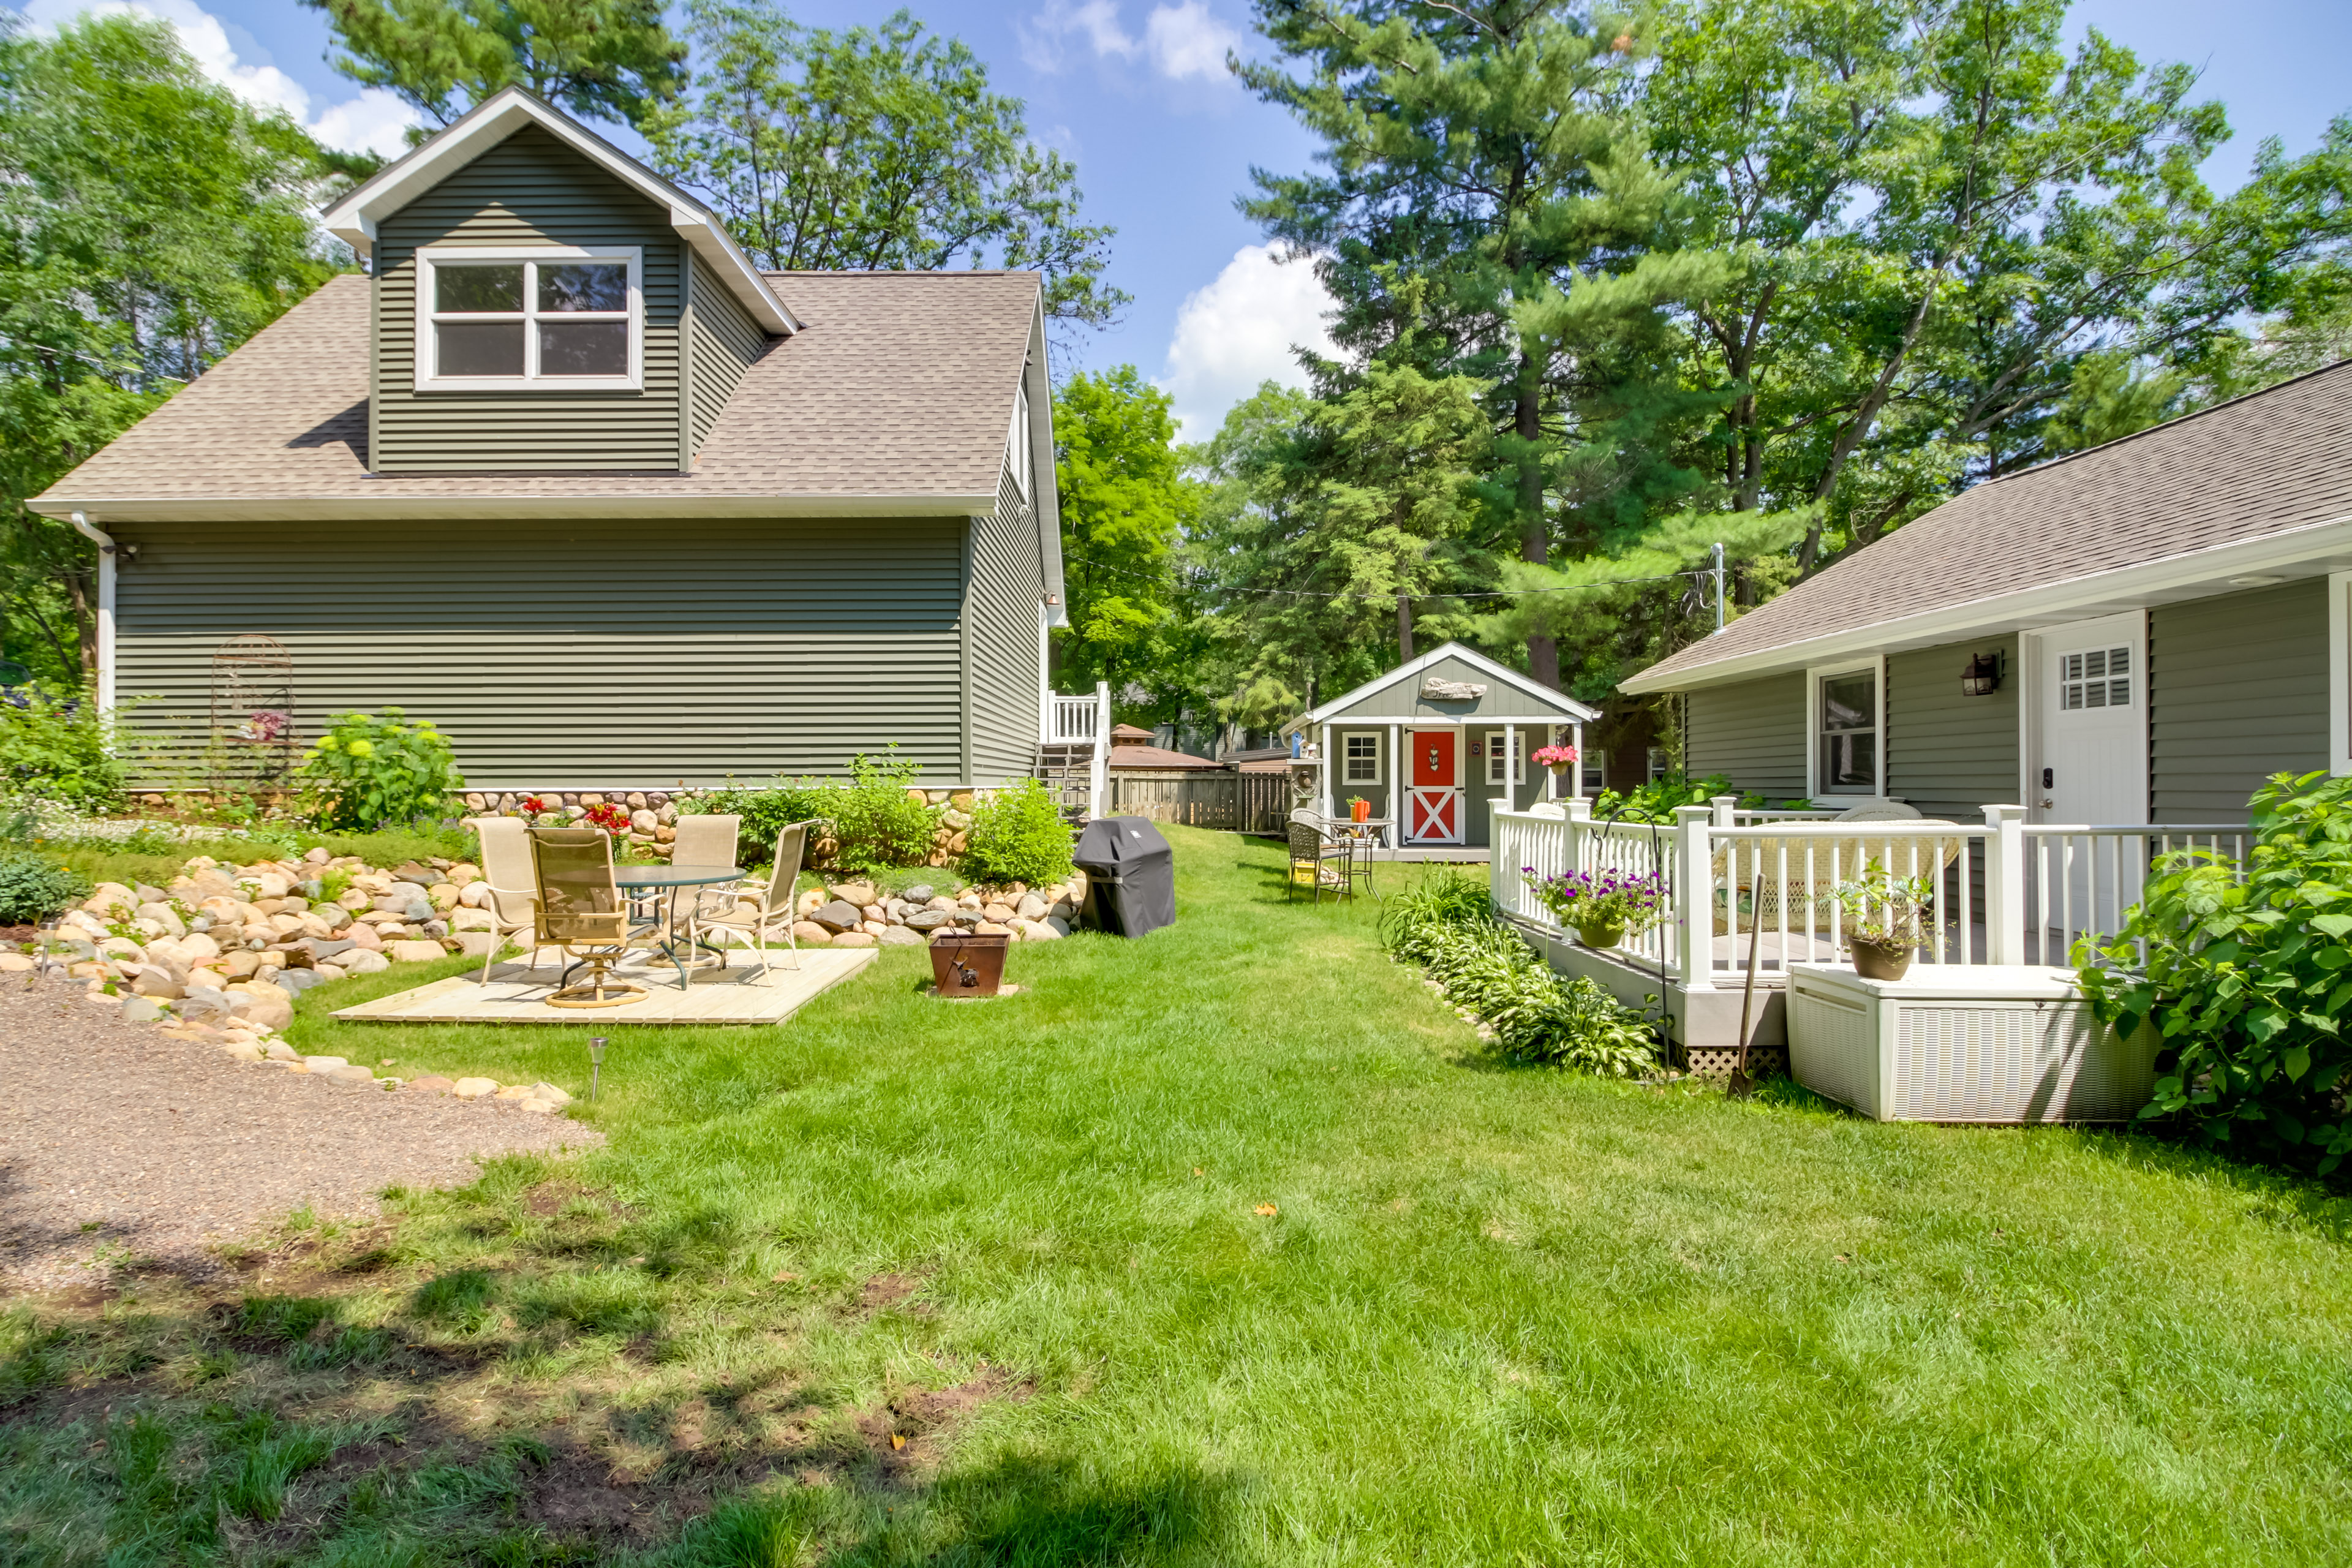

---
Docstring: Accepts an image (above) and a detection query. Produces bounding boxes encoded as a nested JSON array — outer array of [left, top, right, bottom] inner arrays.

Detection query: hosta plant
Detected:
[[2078, 768, 2352, 1174]]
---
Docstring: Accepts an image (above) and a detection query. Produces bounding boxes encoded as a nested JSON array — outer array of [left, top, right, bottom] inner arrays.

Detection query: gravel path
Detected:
[[0, 977, 603, 1293]]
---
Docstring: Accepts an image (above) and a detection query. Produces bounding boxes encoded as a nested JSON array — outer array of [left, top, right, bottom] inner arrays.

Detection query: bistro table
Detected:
[[1327, 816, 1392, 897], [616, 864, 743, 986]]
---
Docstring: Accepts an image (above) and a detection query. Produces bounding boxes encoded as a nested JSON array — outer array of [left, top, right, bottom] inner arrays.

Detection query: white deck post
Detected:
[[1089, 680, 1109, 818], [1387, 722, 1401, 848], [1711, 793, 1738, 830], [1983, 803, 2027, 965], [1675, 804, 1716, 989]]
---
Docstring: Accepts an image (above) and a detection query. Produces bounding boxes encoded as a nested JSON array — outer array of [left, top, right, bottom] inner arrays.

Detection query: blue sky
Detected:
[[12, 0, 2351, 438]]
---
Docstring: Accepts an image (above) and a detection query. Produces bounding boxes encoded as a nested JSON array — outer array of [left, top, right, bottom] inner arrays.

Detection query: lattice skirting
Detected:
[[1682, 1046, 1787, 1079]]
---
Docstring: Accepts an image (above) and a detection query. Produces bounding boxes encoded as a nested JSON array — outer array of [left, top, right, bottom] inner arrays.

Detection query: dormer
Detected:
[[321, 87, 796, 476]]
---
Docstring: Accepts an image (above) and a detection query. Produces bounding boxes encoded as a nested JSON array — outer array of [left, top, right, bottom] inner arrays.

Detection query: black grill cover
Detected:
[[1073, 817, 1175, 938]]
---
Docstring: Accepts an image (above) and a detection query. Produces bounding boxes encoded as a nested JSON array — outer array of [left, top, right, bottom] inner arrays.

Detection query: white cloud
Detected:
[[1144, 2, 1240, 83], [19, 0, 419, 157], [1159, 243, 1340, 439], [1022, 0, 1242, 85]]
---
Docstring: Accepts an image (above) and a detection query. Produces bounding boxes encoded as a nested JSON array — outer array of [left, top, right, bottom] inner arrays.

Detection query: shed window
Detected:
[[1817, 669, 1878, 793], [416, 247, 641, 391], [1341, 732, 1381, 785], [1485, 729, 1522, 786]]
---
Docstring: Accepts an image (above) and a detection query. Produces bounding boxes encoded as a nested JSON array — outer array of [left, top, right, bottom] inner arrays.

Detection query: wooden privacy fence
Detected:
[[1104, 769, 1295, 832]]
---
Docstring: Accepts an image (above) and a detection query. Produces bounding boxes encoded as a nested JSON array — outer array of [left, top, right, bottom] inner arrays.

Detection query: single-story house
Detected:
[[1623, 362, 2352, 826], [1103, 724, 1221, 771], [30, 85, 1076, 796], [1292, 642, 1599, 853]]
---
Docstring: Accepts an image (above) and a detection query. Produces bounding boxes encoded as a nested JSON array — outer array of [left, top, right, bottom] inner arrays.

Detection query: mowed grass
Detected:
[[6, 824, 2351, 1565]]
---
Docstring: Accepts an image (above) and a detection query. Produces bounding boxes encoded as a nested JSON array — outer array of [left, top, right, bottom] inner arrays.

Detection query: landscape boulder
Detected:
[[810, 899, 864, 933]]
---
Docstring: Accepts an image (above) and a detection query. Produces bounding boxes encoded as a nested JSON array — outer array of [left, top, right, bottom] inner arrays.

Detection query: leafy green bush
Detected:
[[296, 708, 465, 832], [824, 748, 938, 873], [962, 777, 1073, 886], [0, 850, 91, 923], [685, 777, 834, 862], [0, 682, 123, 810], [1593, 771, 1750, 823], [1382, 870, 1658, 1075], [2079, 769, 2352, 1174]]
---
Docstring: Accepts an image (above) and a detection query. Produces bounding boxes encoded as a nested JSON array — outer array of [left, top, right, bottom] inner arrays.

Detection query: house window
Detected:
[[1485, 729, 1522, 786], [415, 247, 641, 391], [1341, 732, 1381, 786], [2058, 646, 2130, 709], [1816, 668, 1879, 793]]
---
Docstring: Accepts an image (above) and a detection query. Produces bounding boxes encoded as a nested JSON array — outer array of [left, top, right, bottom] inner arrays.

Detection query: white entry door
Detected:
[[2030, 611, 2147, 825]]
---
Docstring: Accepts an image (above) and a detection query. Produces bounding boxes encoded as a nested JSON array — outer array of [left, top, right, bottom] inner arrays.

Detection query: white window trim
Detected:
[[1483, 728, 1523, 786], [1340, 729, 1382, 787], [2332, 571, 2352, 776], [413, 246, 644, 392], [1805, 655, 1885, 797]]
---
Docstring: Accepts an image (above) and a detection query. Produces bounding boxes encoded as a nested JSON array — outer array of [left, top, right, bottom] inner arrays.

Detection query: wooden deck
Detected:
[[331, 948, 878, 1027]]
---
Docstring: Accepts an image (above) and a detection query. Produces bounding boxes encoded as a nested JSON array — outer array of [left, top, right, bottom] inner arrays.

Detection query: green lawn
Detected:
[[6, 824, 2351, 1565]]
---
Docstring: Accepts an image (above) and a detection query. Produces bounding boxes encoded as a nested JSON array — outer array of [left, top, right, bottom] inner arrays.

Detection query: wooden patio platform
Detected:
[[331, 948, 878, 1027]]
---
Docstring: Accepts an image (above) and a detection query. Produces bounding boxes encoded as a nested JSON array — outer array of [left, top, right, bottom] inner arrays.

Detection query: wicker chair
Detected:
[[1713, 801, 1963, 935], [527, 827, 654, 1006], [698, 819, 816, 980], [1287, 816, 1353, 903]]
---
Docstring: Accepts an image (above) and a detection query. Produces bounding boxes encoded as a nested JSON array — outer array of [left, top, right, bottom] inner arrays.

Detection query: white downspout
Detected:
[[69, 511, 115, 714]]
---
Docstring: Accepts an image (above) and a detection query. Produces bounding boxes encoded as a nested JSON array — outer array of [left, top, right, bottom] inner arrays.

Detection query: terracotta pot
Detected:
[[1575, 921, 1626, 950], [1351, 798, 1371, 823], [1850, 938, 1913, 982]]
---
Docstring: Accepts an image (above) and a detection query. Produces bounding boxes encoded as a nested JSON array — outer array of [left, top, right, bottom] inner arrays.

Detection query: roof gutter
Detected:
[[68, 511, 116, 714], [33, 493, 998, 524], [1620, 511, 2352, 695]]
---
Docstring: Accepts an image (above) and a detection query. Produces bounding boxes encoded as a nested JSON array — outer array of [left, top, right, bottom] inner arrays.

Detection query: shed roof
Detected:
[[29, 268, 1044, 521], [1625, 361, 2352, 693], [1302, 642, 1599, 725]]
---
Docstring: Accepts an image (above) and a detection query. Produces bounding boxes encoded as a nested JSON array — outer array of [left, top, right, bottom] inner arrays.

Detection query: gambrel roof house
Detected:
[[30, 86, 1065, 791], [1623, 363, 2352, 827]]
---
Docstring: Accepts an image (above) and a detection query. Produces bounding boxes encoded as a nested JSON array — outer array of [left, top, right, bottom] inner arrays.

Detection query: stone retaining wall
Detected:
[[456, 787, 987, 868]]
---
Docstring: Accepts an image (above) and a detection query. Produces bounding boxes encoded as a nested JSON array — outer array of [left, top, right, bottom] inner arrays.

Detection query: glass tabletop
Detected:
[[616, 864, 742, 888]]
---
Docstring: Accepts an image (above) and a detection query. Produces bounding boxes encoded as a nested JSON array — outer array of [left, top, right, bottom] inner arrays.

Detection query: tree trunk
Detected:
[[1515, 357, 1558, 688], [66, 568, 94, 682], [1395, 592, 1414, 663]]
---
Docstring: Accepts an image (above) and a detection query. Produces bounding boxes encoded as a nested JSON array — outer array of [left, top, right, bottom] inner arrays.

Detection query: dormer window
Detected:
[[414, 247, 641, 391]]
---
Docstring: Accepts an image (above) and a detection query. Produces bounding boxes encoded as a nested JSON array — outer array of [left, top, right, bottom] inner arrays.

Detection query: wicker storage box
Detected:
[[1785, 963, 2158, 1123]]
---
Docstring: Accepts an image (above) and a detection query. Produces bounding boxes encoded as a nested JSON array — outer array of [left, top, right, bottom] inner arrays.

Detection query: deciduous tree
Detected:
[[303, 0, 686, 130]]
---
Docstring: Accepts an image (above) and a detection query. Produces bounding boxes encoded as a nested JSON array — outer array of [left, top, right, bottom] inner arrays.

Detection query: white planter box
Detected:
[[1785, 963, 2158, 1123]]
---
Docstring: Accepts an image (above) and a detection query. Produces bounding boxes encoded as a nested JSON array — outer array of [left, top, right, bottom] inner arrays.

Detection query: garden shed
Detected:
[[1294, 643, 1599, 852]]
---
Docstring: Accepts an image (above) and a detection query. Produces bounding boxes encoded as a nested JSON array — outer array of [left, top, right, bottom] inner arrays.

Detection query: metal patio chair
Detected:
[[699, 818, 816, 980], [467, 815, 544, 984], [527, 827, 660, 1006]]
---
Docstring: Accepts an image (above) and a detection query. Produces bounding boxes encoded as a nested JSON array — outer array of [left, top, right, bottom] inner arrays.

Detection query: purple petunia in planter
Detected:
[[1523, 865, 1667, 950]]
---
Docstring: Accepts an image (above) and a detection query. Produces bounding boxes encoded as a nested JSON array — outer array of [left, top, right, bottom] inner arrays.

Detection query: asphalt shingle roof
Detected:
[[1630, 361, 2352, 690], [31, 269, 1039, 511]]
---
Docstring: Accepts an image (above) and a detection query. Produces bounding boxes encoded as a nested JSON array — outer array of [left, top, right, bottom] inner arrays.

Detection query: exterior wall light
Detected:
[[1962, 651, 2003, 696]]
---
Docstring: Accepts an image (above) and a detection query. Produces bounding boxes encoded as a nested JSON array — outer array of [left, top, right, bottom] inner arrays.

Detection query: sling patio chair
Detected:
[[526, 827, 666, 1006], [663, 811, 742, 959], [466, 815, 544, 985], [698, 818, 818, 981]]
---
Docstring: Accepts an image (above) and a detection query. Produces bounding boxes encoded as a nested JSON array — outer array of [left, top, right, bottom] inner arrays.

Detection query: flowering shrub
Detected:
[[1524, 867, 1667, 934], [1530, 743, 1578, 769], [297, 707, 464, 831], [582, 801, 631, 836]]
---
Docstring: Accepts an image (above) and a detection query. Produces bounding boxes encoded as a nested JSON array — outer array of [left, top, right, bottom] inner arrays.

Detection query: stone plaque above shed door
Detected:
[[2029, 611, 2147, 827]]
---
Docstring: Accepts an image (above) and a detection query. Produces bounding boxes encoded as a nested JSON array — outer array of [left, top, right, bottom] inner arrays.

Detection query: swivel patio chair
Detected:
[[527, 827, 654, 1007], [698, 819, 817, 980]]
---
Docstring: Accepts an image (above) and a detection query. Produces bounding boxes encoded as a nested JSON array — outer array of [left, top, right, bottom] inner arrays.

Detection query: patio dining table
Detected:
[[1328, 816, 1392, 896], [617, 863, 742, 985]]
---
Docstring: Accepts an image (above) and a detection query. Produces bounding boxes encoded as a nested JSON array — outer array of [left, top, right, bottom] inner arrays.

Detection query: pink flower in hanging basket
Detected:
[[1531, 744, 1579, 767]]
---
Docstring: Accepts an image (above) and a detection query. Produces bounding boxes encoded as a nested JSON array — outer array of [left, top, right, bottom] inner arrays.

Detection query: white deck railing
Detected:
[[1493, 797, 2251, 986], [1047, 692, 1105, 744]]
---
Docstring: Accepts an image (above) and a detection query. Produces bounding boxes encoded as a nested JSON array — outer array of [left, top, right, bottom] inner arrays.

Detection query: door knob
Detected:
[[2041, 797, 2054, 809]]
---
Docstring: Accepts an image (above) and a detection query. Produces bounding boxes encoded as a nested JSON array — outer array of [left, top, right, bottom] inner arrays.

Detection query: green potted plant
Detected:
[[1817, 861, 1939, 981], [1521, 867, 1667, 950]]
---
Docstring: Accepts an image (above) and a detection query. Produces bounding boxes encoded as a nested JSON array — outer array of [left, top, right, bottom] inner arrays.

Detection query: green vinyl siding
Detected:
[[1686, 674, 1805, 799], [107, 517, 964, 789], [686, 249, 763, 458], [2149, 579, 2329, 822], [1887, 635, 2018, 821], [372, 123, 684, 473], [1325, 654, 1584, 723], [967, 466, 1044, 785]]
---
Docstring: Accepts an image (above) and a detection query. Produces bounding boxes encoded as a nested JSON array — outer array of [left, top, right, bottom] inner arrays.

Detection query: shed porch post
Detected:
[[1319, 723, 1332, 820], [1388, 722, 1401, 849], [1570, 721, 1584, 802]]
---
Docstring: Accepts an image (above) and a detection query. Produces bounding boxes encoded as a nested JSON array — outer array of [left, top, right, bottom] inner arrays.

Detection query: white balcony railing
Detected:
[[1047, 692, 1104, 744], [1492, 797, 2252, 985]]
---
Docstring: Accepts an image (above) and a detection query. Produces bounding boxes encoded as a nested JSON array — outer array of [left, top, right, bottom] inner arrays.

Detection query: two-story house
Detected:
[[29, 86, 1069, 795]]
